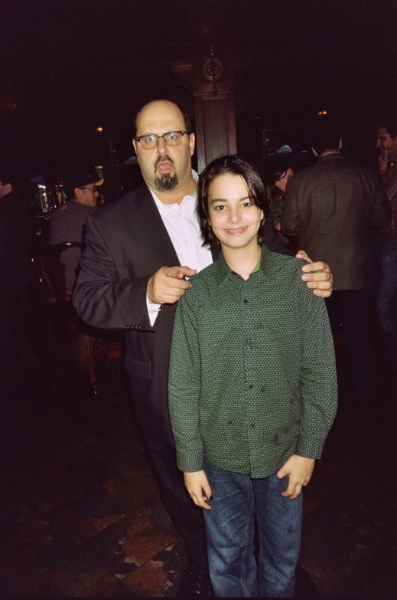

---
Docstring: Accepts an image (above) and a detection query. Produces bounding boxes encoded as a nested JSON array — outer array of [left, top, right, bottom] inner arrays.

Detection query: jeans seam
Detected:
[[241, 481, 255, 597]]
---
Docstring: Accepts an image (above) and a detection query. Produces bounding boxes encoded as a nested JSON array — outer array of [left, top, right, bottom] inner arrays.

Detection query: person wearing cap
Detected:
[[49, 173, 103, 297]]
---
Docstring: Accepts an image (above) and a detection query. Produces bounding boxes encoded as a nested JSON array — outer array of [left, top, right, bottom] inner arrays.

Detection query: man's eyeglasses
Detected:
[[134, 130, 189, 150], [79, 186, 98, 193]]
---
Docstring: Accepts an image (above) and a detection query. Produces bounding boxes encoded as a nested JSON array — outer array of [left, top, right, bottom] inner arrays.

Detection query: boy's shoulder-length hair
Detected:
[[197, 155, 270, 247]]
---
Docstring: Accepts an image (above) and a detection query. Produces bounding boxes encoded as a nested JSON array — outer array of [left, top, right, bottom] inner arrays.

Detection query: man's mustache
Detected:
[[155, 155, 174, 170]]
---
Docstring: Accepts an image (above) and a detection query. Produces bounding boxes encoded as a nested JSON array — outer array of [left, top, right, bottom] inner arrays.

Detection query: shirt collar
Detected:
[[213, 244, 283, 287], [318, 151, 342, 161], [150, 170, 198, 211]]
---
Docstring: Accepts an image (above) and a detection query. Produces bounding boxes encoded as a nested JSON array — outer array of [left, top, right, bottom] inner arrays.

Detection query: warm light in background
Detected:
[[95, 126, 104, 133], [317, 110, 328, 116]]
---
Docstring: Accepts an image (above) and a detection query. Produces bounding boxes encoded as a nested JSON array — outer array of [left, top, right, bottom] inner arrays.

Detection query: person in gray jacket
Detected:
[[281, 122, 391, 410]]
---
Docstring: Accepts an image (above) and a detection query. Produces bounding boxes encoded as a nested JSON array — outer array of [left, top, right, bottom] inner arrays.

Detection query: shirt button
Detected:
[[250, 423, 255, 429], [249, 384, 254, 389], [244, 299, 249, 304]]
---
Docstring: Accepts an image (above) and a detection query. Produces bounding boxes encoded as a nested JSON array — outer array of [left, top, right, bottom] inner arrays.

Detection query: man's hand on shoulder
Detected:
[[147, 265, 197, 304], [295, 250, 333, 298]]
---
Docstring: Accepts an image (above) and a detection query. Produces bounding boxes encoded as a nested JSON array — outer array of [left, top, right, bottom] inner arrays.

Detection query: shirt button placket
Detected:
[[242, 294, 256, 439]]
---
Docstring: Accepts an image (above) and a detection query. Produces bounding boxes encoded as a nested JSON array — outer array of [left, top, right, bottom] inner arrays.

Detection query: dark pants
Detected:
[[325, 288, 376, 406], [374, 234, 397, 373], [138, 426, 208, 573]]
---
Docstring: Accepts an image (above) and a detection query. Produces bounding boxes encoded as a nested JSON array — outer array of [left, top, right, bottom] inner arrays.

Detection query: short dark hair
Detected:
[[377, 118, 397, 138], [310, 121, 342, 155], [197, 155, 270, 247]]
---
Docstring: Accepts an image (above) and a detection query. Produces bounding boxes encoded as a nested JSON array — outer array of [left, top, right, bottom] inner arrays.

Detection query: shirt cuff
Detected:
[[147, 296, 161, 326]]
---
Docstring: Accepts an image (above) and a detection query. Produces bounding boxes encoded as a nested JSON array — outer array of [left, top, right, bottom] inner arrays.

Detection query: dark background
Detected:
[[1, 0, 396, 193]]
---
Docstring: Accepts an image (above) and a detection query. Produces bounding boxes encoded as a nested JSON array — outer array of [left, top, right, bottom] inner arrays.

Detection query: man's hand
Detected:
[[296, 250, 333, 298], [184, 471, 212, 510], [147, 266, 197, 304], [276, 455, 315, 500]]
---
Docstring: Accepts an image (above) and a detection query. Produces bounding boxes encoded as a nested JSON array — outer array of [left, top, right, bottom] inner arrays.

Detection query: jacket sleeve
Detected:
[[72, 214, 152, 331], [280, 180, 300, 237]]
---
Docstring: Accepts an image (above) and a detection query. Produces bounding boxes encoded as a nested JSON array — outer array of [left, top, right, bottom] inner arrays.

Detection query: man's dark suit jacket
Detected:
[[281, 153, 391, 290], [73, 183, 291, 447]]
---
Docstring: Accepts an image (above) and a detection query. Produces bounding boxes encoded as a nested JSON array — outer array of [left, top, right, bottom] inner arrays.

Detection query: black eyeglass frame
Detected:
[[134, 130, 190, 148]]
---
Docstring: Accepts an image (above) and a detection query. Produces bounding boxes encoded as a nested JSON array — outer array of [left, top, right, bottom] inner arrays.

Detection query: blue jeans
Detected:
[[203, 458, 302, 598], [375, 235, 397, 372]]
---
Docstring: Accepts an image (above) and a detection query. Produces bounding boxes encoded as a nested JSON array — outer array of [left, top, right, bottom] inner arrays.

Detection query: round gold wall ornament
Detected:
[[202, 57, 223, 81]]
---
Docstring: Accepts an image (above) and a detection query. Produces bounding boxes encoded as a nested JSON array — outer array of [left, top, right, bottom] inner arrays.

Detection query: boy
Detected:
[[168, 156, 337, 598]]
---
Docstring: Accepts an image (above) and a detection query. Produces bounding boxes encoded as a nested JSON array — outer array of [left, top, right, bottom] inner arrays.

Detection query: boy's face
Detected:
[[208, 173, 264, 253]]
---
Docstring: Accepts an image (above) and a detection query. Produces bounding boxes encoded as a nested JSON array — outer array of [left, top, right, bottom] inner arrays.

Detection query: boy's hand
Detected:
[[276, 455, 315, 500], [296, 250, 333, 298], [184, 471, 212, 510]]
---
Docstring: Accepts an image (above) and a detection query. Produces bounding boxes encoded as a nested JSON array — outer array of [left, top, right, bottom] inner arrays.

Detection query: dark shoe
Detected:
[[177, 568, 211, 598]]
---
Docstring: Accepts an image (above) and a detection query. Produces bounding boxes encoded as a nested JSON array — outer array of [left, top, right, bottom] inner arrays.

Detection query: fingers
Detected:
[[163, 265, 197, 279], [276, 464, 287, 480], [301, 260, 329, 274], [277, 456, 315, 500], [147, 265, 197, 304], [280, 480, 303, 500], [300, 260, 333, 298], [184, 471, 212, 510], [295, 250, 309, 262], [192, 482, 212, 510], [277, 464, 302, 499], [310, 287, 332, 298]]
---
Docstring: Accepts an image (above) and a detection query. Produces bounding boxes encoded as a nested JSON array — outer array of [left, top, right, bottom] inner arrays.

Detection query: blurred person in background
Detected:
[[375, 120, 397, 377], [49, 172, 103, 299], [282, 122, 391, 414]]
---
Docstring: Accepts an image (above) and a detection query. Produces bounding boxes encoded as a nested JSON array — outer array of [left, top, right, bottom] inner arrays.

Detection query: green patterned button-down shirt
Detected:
[[169, 246, 337, 479]]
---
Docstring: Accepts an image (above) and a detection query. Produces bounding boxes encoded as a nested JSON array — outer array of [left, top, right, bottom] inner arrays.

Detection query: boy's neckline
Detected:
[[222, 244, 262, 281]]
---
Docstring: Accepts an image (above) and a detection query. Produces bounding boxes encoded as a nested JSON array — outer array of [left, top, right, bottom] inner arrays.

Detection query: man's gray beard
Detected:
[[154, 173, 179, 192]]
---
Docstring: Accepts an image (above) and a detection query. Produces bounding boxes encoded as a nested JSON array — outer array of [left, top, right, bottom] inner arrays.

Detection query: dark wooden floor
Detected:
[[1, 316, 396, 598]]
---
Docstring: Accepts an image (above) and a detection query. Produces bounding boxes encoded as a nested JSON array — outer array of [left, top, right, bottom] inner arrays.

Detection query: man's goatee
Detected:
[[155, 173, 179, 192]]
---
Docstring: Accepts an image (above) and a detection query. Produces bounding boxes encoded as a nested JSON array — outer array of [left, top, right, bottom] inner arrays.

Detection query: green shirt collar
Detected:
[[214, 245, 283, 287]]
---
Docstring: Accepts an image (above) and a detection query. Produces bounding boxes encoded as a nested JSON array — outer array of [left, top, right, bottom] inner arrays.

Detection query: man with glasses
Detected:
[[73, 100, 333, 598], [49, 173, 103, 297]]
